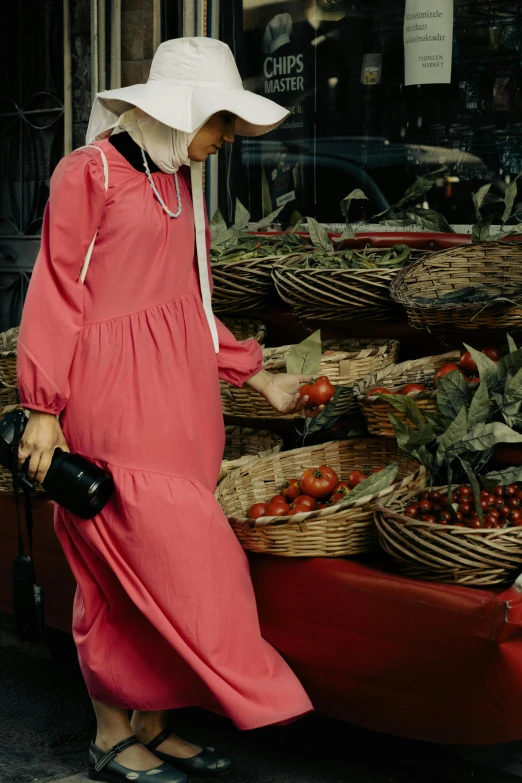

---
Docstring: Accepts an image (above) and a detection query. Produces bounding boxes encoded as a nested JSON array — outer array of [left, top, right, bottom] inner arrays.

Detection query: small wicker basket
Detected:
[[375, 485, 522, 586], [390, 242, 522, 330], [218, 426, 283, 484], [353, 351, 460, 437], [211, 256, 282, 314], [216, 438, 427, 557], [220, 318, 267, 344], [271, 249, 429, 321], [221, 338, 400, 420]]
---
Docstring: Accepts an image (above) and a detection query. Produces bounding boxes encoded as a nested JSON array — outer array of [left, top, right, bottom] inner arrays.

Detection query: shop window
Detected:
[[217, 0, 522, 229]]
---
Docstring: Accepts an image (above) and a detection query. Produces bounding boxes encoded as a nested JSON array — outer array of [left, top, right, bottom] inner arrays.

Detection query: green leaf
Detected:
[[436, 371, 472, 421], [472, 184, 492, 220], [494, 349, 522, 392], [341, 462, 399, 503], [388, 412, 435, 452], [212, 228, 241, 248], [376, 393, 427, 430], [459, 458, 484, 525], [467, 380, 491, 430], [463, 344, 498, 390], [436, 405, 468, 467], [507, 334, 518, 353], [285, 330, 322, 375], [374, 166, 447, 221], [472, 215, 496, 243], [483, 466, 522, 487], [306, 218, 334, 252], [210, 208, 227, 242], [232, 199, 251, 231], [409, 444, 434, 473], [450, 422, 522, 454], [340, 189, 369, 221], [339, 224, 356, 241], [502, 172, 522, 223], [383, 209, 455, 234], [251, 204, 285, 230]]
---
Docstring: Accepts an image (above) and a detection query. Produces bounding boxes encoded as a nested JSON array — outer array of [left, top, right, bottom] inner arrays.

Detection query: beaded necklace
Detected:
[[141, 148, 182, 218]]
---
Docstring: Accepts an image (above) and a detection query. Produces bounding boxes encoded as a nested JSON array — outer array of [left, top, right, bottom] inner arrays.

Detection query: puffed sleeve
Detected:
[[17, 149, 107, 414], [215, 317, 263, 387]]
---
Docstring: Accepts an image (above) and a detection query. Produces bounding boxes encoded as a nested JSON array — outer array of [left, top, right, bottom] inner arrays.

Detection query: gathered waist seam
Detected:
[[82, 289, 200, 328]]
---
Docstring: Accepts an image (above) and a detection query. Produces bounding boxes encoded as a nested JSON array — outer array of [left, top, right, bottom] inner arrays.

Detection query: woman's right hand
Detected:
[[18, 410, 70, 484]]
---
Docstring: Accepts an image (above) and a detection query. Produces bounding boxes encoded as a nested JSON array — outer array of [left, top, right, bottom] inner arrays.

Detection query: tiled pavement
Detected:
[[3, 632, 522, 783]]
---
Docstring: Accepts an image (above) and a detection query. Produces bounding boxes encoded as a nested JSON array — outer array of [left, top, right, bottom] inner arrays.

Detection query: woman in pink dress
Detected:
[[17, 37, 314, 783]]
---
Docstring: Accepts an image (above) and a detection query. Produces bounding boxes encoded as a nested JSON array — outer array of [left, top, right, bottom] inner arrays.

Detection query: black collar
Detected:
[[109, 131, 161, 173]]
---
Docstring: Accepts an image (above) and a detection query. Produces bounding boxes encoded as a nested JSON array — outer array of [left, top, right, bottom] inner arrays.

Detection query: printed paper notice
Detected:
[[404, 0, 454, 86]]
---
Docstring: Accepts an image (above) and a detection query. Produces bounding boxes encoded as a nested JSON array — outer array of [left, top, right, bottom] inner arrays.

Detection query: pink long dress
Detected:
[[17, 140, 313, 728]]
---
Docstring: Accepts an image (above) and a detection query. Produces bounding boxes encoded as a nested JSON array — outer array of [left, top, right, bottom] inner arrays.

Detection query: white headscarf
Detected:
[[113, 108, 200, 173]]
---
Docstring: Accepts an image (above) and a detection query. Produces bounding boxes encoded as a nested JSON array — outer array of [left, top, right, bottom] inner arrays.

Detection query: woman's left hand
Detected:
[[245, 370, 319, 416]]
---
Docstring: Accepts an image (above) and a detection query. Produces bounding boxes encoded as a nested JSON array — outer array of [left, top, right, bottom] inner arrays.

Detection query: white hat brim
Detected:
[[94, 83, 289, 137]]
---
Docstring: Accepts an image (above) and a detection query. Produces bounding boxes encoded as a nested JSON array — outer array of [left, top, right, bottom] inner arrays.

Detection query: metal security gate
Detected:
[[0, 0, 67, 332]]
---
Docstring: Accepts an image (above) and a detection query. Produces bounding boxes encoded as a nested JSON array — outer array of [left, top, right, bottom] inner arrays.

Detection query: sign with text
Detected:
[[404, 0, 454, 86]]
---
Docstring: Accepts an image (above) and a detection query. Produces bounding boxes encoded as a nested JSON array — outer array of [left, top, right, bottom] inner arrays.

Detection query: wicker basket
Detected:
[[375, 485, 522, 586], [390, 242, 522, 330], [221, 338, 400, 420], [0, 326, 18, 389], [211, 256, 283, 314], [353, 351, 460, 437], [271, 249, 429, 321], [218, 426, 283, 483], [220, 318, 267, 344], [215, 438, 427, 557]]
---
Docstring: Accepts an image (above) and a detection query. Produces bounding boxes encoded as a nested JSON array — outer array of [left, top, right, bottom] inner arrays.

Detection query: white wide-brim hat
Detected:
[[87, 36, 289, 144]]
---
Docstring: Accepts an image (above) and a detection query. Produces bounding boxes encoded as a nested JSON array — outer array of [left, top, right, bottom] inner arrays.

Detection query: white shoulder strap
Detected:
[[79, 144, 109, 283]]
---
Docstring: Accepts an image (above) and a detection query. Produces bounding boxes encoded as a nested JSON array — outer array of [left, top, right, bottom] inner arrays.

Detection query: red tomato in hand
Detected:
[[247, 503, 267, 520], [300, 376, 335, 406], [402, 383, 427, 394], [300, 466, 339, 499], [459, 351, 477, 373], [433, 363, 463, 387], [347, 470, 368, 488], [293, 494, 317, 510], [482, 346, 503, 362], [368, 387, 394, 395], [281, 479, 301, 502]]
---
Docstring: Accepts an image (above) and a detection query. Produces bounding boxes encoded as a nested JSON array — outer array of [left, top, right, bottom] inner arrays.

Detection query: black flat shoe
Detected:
[[88, 734, 189, 783], [146, 728, 233, 776]]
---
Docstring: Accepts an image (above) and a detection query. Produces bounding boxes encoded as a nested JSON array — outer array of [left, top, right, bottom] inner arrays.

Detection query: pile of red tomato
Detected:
[[247, 465, 380, 519], [367, 346, 503, 396], [404, 484, 522, 529]]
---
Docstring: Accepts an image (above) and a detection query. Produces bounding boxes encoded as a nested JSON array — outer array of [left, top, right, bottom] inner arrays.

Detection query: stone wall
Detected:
[[121, 0, 155, 86]]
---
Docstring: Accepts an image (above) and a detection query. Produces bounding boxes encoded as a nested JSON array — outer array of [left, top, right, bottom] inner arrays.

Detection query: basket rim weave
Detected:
[[390, 241, 522, 313], [262, 337, 400, 372]]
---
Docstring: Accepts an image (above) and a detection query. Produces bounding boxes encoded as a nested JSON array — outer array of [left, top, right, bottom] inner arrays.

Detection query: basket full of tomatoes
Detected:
[[215, 438, 426, 557], [220, 338, 399, 420], [375, 484, 522, 586], [353, 351, 461, 437]]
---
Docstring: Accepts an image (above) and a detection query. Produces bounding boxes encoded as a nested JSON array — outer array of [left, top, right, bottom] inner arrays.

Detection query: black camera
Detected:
[[0, 409, 114, 519]]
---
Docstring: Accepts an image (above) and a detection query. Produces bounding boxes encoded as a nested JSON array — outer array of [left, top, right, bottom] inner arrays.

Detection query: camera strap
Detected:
[[10, 413, 36, 569]]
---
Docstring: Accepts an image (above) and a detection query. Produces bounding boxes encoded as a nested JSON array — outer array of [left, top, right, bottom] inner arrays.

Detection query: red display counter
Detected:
[[2, 493, 522, 745]]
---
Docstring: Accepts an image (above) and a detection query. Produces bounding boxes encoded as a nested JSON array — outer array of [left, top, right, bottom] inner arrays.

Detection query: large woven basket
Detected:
[[271, 249, 429, 321], [353, 351, 460, 437], [218, 426, 283, 484], [211, 256, 283, 314], [390, 242, 522, 330], [221, 338, 400, 420], [220, 318, 267, 344], [216, 438, 427, 557], [376, 485, 522, 586]]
